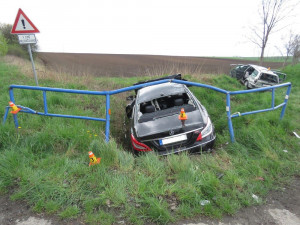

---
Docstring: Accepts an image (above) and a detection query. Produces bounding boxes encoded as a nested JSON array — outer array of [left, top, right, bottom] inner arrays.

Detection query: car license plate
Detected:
[[159, 134, 187, 145]]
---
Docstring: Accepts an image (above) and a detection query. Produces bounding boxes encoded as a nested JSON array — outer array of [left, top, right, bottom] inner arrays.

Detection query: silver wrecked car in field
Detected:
[[230, 64, 286, 89]]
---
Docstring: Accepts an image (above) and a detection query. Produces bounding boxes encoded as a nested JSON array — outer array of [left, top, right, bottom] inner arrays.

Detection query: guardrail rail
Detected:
[[3, 80, 291, 143]]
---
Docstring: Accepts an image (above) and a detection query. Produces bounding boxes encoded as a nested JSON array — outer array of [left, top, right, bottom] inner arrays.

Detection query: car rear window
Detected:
[[138, 92, 197, 123], [138, 104, 196, 123]]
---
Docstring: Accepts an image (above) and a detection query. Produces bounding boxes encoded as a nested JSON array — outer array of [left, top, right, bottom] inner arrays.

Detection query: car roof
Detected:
[[248, 64, 278, 76], [137, 83, 186, 104]]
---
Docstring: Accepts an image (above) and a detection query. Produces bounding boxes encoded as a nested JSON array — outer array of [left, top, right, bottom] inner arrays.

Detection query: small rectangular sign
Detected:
[[18, 34, 36, 44], [160, 134, 187, 145]]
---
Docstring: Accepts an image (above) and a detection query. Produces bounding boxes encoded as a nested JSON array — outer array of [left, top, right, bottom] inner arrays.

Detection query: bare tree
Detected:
[[249, 0, 295, 65], [291, 34, 300, 64], [276, 31, 296, 66]]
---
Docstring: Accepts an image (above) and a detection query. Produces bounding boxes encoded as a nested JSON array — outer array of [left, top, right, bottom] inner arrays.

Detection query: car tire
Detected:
[[245, 81, 250, 89]]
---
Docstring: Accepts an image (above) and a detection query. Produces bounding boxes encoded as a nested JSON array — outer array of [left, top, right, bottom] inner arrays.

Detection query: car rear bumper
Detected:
[[142, 132, 216, 156]]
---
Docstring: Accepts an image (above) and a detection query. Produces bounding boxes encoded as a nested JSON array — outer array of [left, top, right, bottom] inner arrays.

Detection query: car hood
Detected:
[[135, 110, 204, 140]]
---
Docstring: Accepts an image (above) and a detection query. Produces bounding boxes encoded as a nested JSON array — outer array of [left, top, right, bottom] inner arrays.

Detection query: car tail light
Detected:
[[131, 134, 152, 152], [196, 132, 202, 141]]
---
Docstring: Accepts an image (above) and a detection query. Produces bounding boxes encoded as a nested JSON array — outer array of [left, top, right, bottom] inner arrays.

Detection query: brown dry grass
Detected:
[[3, 55, 107, 90], [38, 53, 283, 78], [3, 55, 220, 89]]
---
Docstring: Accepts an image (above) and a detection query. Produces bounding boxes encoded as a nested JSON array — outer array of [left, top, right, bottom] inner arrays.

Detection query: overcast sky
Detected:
[[1, 0, 299, 57]]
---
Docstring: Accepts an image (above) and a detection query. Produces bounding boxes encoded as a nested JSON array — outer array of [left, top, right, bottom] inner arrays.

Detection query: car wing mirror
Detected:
[[126, 104, 133, 118], [126, 95, 134, 101]]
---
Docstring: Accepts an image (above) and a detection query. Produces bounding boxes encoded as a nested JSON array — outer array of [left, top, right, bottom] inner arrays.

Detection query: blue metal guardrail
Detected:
[[2, 80, 291, 143]]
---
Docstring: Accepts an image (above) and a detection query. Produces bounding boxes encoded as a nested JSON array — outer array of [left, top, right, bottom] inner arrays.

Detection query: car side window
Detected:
[[259, 73, 278, 83], [260, 73, 268, 81], [241, 65, 249, 71]]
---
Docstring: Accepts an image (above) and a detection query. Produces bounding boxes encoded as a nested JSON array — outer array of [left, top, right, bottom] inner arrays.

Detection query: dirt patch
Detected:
[[0, 195, 83, 225], [178, 176, 300, 225], [38, 53, 283, 77], [0, 177, 299, 224]]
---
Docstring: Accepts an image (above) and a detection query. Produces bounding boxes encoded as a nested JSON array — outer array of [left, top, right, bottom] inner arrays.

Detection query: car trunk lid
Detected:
[[135, 109, 204, 141]]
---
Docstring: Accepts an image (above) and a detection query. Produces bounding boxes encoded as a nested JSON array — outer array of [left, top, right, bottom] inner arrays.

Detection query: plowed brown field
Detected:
[[38, 53, 283, 77]]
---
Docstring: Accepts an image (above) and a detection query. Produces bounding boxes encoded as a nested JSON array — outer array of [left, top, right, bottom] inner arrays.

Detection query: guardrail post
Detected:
[[9, 88, 19, 128], [43, 91, 48, 114], [105, 94, 111, 142], [226, 93, 235, 142], [2, 107, 10, 125], [280, 84, 292, 119], [271, 88, 275, 109]]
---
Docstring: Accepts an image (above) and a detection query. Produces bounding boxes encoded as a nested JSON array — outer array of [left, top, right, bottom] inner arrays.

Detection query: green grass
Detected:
[[0, 59, 299, 224]]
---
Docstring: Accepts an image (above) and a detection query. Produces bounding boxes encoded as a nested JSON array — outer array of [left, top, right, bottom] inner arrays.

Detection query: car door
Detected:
[[256, 73, 278, 87], [236, 65, 250, 80]]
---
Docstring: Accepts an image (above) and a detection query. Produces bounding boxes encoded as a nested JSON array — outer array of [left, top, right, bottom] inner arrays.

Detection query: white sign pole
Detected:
[[27, 44, 39, 86]]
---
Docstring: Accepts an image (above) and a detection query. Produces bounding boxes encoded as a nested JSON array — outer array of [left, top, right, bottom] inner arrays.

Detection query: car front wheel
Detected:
[[245, 81, 250, 89]]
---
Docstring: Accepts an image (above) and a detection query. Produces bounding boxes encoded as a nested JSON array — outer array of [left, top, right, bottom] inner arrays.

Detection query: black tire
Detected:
[[245, 81, 250, 89]]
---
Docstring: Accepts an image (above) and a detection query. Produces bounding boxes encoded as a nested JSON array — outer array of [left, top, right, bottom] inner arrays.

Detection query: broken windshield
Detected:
[[137, 92, 197, 123], [136, 83, 186, 104]]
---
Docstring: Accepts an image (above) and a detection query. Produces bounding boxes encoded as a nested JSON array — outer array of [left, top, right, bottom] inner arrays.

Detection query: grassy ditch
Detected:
[[0, 59, 299, 224]]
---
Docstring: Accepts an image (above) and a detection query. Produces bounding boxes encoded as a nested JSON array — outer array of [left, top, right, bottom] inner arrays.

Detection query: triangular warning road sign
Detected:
[[11, 8, 39, 34]]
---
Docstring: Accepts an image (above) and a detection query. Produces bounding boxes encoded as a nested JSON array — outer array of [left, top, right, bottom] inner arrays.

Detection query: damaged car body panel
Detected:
[[126, 75, 215, 156], [230, 64, 286, 89]]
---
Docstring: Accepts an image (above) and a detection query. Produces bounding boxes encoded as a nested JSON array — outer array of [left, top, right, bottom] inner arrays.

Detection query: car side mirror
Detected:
[[126, 104, 133, 118], [126, 95, 134, 101], [126, 100, 135, 119]]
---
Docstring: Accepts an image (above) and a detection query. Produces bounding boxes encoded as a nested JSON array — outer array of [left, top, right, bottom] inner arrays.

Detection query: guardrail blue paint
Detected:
[[2, 107, 10, 125], [9, 87, 19, 128], [271, 89, 275, 109], [20, 110, 107, 121], [9, 85, 109, 95], [280, 84, 292, 119], [105, 94, 110, 142], [226, 93, 235, 142], [3, 80, 292, 143], [43, 91, 48, 114], [230, 103, 285, 118]]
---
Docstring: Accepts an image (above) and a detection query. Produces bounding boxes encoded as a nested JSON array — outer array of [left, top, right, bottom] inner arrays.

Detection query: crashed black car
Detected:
[[125, 75, 215, 156]]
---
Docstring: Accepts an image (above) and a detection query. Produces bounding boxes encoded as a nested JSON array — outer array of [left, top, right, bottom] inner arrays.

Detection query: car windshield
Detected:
[[137, 91, 197, 123], [250, 69, 259, 78]]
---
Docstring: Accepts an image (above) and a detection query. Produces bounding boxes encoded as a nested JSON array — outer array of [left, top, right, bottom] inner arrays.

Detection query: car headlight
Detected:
[[201, 117, 213, 138]]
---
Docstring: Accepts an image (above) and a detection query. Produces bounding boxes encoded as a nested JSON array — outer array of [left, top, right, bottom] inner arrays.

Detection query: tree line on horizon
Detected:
[[0, 23, 38, 58]]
